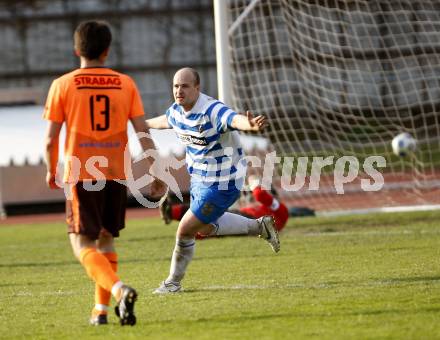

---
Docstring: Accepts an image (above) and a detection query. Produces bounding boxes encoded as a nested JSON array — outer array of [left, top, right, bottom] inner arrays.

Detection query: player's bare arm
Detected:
[[145, 114, 170, 129], [44, 121, 62, 189], [130, 115, 167, 197], [130, 115, 157, 151], [231, 110, 268, 132]]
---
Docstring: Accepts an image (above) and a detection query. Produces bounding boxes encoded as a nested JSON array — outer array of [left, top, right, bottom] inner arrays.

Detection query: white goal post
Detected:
[[215, 0, 440, 213], [214, 0, 234, 107]]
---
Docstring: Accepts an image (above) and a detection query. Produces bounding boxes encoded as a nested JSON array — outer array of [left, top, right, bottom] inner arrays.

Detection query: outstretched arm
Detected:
[[231, 110, 268, 132], [145, 114, 170, 129]]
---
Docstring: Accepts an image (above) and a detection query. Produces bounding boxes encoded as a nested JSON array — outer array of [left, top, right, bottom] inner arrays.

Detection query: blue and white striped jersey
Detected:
[[165, 93, 247, 186]]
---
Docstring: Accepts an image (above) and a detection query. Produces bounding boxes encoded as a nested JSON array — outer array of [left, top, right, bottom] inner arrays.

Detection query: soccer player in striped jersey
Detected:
[[146, 67, 280, 294]]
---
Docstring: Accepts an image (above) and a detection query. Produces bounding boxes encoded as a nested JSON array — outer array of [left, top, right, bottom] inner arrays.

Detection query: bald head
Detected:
[[174, 67, 200, 86], [173, 67, 201, 111]]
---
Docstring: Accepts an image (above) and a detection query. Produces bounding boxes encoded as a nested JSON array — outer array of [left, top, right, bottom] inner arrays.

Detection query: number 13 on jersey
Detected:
[[89, 94, 110, 131]]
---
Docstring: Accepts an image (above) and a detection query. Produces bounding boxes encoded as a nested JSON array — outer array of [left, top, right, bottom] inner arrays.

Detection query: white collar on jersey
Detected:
[[182, 93, 214, 116]]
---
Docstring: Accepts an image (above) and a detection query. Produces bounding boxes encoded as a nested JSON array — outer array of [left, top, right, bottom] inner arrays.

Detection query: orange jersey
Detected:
[[43, 68, 144, 182]]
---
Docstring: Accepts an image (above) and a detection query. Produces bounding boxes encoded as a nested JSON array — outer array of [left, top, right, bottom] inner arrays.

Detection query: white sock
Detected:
[[111, 281, 123, 299], [94, 304, 109, 312], [166, 237, 195, 284], [211, 212, 261, 236], [270, 198, 280, 211]]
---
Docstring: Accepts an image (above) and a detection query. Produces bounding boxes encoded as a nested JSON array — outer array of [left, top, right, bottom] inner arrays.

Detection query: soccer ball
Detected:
[[391, 132, 417, 157]]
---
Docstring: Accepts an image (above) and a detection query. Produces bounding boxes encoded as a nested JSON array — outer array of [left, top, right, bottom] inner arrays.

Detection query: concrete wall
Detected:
[[0, 0, 217, 114], [0, 156, 190, 206]]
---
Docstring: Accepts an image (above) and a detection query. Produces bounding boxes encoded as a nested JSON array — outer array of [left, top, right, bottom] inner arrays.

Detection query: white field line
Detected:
[[12, 290, 77, 297], [192, 279, 440, 292], [11, 278, 440, 298], [318, 204, 440, 217], [301, 229, 440, 237], [3, 229, 439, 252]]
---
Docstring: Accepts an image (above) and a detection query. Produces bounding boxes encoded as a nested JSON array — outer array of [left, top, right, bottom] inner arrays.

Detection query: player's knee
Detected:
[[71, 244, 89, 261], [176, 227, 195, 239], [97, 229, 114, 250], [177, 221, 200, 238]]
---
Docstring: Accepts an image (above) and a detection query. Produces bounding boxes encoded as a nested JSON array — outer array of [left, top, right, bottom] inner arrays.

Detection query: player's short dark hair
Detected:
[[190, 69, 200, 86], [74, 20, 112, 60]]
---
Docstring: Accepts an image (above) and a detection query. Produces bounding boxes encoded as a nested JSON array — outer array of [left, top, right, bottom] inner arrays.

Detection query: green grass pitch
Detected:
[[1, 210, 440, 339]]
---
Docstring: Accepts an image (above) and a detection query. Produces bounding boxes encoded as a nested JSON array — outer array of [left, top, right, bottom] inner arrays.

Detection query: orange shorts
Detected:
[[66, 181, 127, 240]]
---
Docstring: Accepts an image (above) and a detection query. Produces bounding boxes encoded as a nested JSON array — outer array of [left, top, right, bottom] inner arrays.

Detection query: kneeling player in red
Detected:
[[160, 182, 288, 234], [239, 186, 288, 232]]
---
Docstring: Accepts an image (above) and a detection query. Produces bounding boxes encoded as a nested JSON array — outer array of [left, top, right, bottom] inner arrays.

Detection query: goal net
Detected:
[[219, 0, 440, 213]]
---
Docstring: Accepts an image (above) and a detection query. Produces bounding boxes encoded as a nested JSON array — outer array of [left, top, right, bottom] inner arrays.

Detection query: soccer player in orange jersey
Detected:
[[43, 20, 162, 326]]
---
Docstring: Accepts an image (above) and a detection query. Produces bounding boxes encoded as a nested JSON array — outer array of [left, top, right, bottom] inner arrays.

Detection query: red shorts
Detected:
[[66, 181, 127, 240]]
